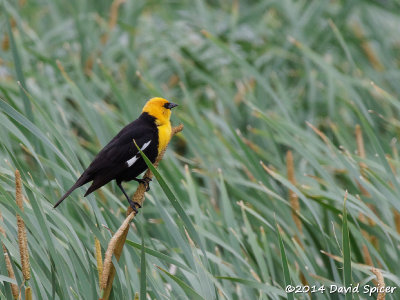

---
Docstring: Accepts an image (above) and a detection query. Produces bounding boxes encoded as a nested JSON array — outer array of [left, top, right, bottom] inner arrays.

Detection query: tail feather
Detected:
[[83, 183, 97, 197], [54, 174, 90, 208], [83, 176, 111, 197]]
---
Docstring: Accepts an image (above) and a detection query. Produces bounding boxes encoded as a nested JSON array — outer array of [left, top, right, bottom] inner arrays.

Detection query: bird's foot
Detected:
[[137, 177, 152, 192], [128, 199, 141, 215]]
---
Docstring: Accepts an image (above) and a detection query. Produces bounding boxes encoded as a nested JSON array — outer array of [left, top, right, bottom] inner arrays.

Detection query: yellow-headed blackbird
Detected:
[[54, 97, 178, 213]]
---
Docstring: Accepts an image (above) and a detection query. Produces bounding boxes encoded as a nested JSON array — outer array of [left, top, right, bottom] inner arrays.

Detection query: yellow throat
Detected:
[[142, 97, 173, 153]]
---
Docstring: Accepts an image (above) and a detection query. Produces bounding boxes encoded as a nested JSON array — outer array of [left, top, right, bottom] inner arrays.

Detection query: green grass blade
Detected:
[[216, 277, 285, 297], [156, 266, 205, 300], [4, 14, 33, 121], [0, 275, 17, 285], [134, 141, 208, 261], [140, 233, 147, 300], [342, 192, 352, 300], [125, 240, 191, 272], [276, 222, 294, 300]]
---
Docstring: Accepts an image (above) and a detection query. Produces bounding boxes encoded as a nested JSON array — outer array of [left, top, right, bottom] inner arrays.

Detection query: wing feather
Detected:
[[85, 120, 154, 175], [126, 140, 151, 167]]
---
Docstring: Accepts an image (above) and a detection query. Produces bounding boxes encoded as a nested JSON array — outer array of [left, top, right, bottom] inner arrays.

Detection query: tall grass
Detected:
[[1, 0, 400, 299]]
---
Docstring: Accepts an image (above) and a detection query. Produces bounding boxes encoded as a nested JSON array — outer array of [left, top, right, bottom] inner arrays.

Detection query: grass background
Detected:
[[1, 0, 400, 299]]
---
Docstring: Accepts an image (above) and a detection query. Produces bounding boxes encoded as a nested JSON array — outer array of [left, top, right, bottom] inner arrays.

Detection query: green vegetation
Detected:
[[1, 0, 400, 299]]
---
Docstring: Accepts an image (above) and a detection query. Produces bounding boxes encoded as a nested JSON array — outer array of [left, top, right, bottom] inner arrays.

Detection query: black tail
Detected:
[[54, 174, 90, 208], [83, 175, 113, 197]]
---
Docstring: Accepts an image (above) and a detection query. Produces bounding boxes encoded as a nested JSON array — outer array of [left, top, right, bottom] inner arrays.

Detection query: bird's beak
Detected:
[[167, 102, 178, 109]]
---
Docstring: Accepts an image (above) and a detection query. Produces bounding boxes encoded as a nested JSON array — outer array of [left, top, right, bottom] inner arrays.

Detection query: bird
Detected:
[[53, 97, 178, 213]]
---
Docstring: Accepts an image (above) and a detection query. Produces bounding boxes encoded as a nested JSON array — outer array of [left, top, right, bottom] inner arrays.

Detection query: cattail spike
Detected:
[[25, 286, 32, 300], [371, 268, 386, 300], [1, 211, 19, 298], [0, 210, 5, 238], [15, 169, 31, 281], [95, 238, 103, 283], [286, 151, 302, 235], [3, 245, 19, 299], [394, 210, 400, 234]]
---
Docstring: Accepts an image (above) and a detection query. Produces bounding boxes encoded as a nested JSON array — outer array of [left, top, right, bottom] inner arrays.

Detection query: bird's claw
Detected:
[[129, 200, 141, 215], [139, 177, 152, 192]]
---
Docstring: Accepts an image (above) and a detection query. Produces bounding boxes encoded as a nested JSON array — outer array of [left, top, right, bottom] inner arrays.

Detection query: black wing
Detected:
[[85, 120, 154, 176]]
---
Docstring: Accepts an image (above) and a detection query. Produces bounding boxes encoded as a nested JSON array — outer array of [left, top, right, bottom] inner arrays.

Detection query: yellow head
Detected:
[[142, 97, 178, 125]]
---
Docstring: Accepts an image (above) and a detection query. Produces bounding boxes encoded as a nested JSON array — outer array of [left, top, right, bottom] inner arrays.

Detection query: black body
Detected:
[[54, 113, 159, 208]]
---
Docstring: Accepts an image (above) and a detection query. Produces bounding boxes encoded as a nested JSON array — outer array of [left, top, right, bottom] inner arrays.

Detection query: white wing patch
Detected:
[[126, 156, 138, 167], [126, 140, 151, 167]]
